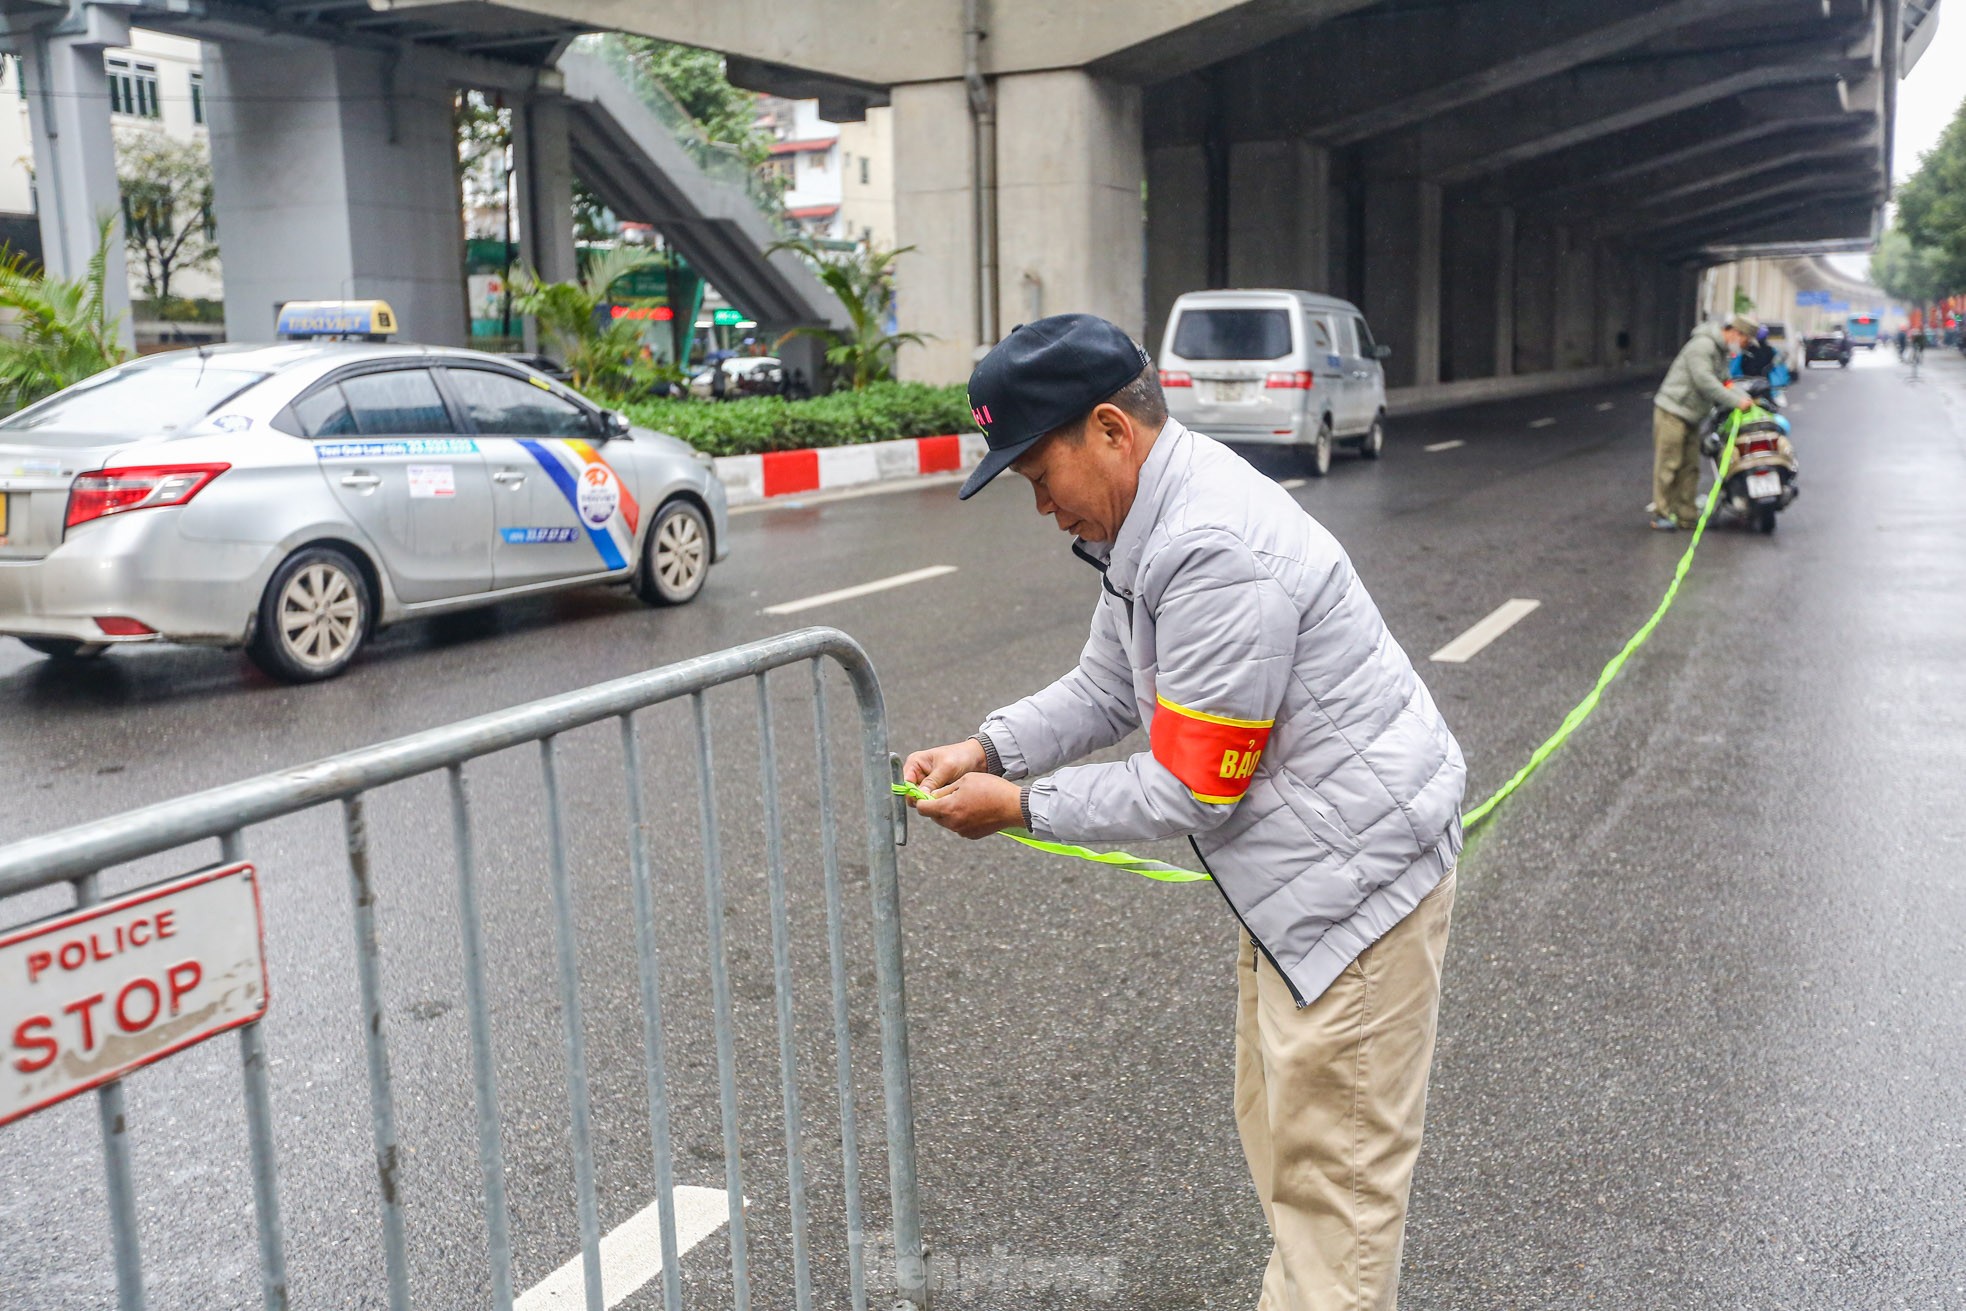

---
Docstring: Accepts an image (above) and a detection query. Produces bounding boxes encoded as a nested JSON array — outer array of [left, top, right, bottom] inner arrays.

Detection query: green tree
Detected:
[[116, 129, 217, 302], [1891, 95, 1966, 298], [509, 244, 660, 399], [1869, 227, 1945, 305], [616, 38, 773, 170], [1733, 286, 1756, 316], [769, 237, 929, 390], [0, 217, 129, 411]]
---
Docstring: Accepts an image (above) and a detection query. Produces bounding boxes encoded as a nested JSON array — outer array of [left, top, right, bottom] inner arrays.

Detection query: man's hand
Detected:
[[1734, 391, 1755, 411], [914, 773, 1025, 840], [903, 738, 988, 792]]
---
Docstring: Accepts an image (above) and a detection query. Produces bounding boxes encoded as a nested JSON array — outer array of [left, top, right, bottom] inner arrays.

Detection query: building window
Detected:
[[859, 156, 869, 186], [809, 149, 828, 173], [106, 58, 160, 119], [190, 71, 203, 125]]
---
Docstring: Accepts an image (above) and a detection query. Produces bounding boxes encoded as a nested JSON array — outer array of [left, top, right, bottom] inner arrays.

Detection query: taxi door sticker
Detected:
[[517, 438, 641, 569]]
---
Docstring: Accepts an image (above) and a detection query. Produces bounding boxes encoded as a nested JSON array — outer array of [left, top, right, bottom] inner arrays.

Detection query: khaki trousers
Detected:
[[1652, 407, 1701, 525], [1234, 869, 1456, 1311]]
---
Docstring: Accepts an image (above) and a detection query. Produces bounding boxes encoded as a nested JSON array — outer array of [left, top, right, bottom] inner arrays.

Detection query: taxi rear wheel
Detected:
[[248, 547, 371, 683], [637, 499, 711, 606]]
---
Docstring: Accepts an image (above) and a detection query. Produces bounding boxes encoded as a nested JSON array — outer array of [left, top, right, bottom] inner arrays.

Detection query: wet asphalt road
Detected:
[[2, 346, 1963, 1310]]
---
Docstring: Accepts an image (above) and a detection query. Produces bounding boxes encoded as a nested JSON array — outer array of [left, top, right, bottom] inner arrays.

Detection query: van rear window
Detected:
[[1171, 308, 1292, 360]]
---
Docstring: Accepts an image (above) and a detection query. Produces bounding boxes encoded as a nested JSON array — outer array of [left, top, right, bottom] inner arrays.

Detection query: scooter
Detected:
[[1702, 375, 1797, 534]]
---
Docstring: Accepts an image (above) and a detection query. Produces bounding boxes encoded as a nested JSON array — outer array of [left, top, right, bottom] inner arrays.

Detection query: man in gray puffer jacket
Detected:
[[907, 315, 1465, 1310], [1651, 314, 1755, 529]]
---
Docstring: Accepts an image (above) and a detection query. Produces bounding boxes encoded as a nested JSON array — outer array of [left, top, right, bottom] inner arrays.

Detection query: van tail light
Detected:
[[1161, 370, 1193, 387], [93, 616, 155, 636], [1265, 371, 1314, 389], [66, 464, 229, 529]]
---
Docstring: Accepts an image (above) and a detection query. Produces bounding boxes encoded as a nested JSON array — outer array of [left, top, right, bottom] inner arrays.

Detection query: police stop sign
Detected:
[[2, 863, 267, 1127]]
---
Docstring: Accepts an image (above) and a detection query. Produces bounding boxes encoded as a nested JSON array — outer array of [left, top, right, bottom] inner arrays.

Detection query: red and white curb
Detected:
[[713, 433, 988, 506]]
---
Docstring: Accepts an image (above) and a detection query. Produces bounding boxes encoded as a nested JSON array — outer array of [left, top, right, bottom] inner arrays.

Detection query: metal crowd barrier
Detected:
[[0, 626, 926, 1311]]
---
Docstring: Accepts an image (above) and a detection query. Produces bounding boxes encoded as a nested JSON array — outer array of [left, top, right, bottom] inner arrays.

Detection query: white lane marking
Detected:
[[762, 565, 958, 616], [1279, 477, 1307, 489], [1424, 439, 1465, 452], [516, 1186, 737, 1310], [1430, 598, 1542, 664], [1594, 401, 1615, 412], [1528, 417, 1557, 429]]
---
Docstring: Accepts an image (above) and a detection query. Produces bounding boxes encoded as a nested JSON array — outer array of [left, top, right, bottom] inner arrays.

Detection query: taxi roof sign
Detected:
[[276, 299, 398, 341]]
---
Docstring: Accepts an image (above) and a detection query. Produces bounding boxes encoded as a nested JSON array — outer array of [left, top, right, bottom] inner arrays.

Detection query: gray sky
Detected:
[[1827, 7, 1963, 281]]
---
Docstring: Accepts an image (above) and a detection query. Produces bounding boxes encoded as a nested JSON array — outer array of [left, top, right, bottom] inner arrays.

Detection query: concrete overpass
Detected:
[[371, 0, 1935, 395], [0, 0, 845, 350]]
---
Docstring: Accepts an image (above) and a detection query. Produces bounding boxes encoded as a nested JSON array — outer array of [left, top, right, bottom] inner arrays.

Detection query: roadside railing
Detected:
[[0, 626, 925, 1311]]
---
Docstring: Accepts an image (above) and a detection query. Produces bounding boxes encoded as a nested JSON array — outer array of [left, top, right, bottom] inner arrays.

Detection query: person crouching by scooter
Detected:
[[1651, 314, 1755, 531]]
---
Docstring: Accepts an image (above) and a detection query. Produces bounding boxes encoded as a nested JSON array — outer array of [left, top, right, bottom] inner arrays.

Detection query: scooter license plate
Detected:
[[1746, 471, 1781, 499]]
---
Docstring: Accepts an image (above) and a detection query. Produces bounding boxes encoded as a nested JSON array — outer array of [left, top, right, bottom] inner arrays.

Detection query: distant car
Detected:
[[0, 341, 729, 682], [1802, 334, 1852, 368], [1157, 289, 1389, 478], [688, 356, 786, 400]]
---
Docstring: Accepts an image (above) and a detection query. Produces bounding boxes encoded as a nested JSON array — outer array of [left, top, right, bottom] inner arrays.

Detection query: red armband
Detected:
[[1150, 695, 1274, 805]]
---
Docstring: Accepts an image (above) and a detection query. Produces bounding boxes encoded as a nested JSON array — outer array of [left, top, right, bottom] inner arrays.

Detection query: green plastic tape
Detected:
[[891, 779, 1211, 882], [899, 408, 1750, 876], [1460, 408, 1745, 829]]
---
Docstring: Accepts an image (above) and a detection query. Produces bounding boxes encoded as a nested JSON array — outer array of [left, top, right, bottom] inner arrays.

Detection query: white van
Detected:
[[1157, 289, 1390, 477]]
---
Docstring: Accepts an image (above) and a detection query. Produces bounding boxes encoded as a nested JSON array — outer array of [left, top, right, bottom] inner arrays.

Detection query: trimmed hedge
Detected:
[[621, 381, 975, 457]]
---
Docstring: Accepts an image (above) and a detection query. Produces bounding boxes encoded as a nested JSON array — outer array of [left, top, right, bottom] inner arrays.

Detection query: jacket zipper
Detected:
[[1189, 837, 1305, 1007]]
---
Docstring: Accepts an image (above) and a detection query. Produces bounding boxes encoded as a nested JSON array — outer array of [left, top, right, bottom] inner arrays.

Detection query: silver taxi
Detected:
[[0, 342, 729, 681], [1158, 289, 1391, 477]]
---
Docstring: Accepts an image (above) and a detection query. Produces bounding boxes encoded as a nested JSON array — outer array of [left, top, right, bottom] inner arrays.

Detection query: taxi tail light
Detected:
[[66, 464, 230, 529], [1160, 370, 1193, 387], [93, 616, 155, 636], [1265, 371, 1314, 389]]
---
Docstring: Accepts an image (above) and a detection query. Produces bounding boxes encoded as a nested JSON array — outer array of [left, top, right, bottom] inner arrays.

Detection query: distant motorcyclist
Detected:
[[1737, 327, 1777, 379], [1651, 314, 1755, 531]]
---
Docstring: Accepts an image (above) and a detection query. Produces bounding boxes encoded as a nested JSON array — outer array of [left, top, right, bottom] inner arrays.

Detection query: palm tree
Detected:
[[509, 244, 661, 399], [769, 237, 928, 390], [0, 216, 129, 412]]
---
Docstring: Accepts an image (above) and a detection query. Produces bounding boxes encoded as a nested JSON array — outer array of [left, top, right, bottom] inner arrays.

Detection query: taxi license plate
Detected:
[[1745, 471, 1781, 499]]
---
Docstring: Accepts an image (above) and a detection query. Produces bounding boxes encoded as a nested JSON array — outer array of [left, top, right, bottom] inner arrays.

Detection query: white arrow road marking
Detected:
[[1528, 417, 1557, 429], [516, 1186, 740, 1310], [1424, 440, 1465, 452], [1431, 598, 1542, 664], [763, 565, 958, 616]]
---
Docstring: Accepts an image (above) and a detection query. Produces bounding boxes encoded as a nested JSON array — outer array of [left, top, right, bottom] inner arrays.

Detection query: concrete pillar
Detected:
[[891, 79, 976, 382], [1552, 226, 1596, 370], [1226, 139, 1329, 294], [208, 41, 467, 345], [17, 9, 134, 344], [994, 70, 1144, 345], [1146, 144, 1206, 348], [1494, 206, 1516, 377], [514, 95, 578, 287], [512, 94, 577, 355], [1441, 198, 1517, 382], [1361, 175, 1441, 388], [1513, 216, 1557, 375]]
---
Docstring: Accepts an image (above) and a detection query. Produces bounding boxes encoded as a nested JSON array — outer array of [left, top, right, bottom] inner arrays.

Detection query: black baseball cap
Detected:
[[959, 314, 1152, 500]]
